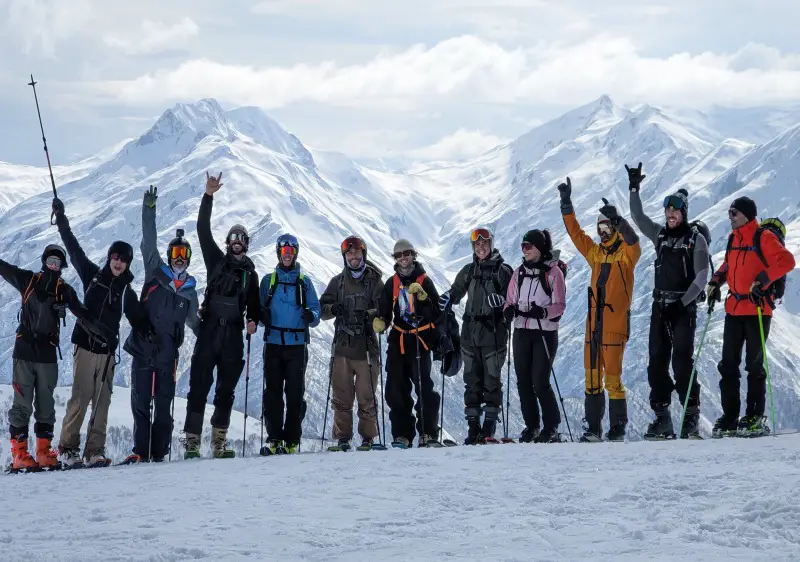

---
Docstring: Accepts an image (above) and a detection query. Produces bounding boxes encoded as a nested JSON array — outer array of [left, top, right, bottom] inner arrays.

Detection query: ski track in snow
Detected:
[[4, 435, 800, 561]]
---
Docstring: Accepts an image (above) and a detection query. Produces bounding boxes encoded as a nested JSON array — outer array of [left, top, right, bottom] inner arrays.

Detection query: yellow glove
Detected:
[[407, 282, 428, 301], [372, 317, 386, 333]]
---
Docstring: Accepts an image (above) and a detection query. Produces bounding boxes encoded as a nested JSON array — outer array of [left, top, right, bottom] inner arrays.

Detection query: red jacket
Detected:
[[711, 218, 795, 316]]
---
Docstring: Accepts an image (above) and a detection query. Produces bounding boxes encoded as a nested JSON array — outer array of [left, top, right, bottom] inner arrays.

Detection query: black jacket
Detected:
[[378, 262, 441, 350], [56, 213, 145, 354], [0, 260, 95, 363]]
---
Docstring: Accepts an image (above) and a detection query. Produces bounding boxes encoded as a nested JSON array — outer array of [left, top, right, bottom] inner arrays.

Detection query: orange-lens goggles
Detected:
[[341, 236, 366, 253], [470, 228, 491, 242], [280, 246, 297, 256], [170, 246, 191, 260]]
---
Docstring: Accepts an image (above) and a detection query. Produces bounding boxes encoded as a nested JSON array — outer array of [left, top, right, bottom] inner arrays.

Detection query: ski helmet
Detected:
[[167, 229, 192, 268], [108, 240, 134, 264], [226, 224, 249, 252], [41, 244, 68, 269], [340, 234, 367, 270], [276, 233, 299, 264], [470, 226, 493, 250]]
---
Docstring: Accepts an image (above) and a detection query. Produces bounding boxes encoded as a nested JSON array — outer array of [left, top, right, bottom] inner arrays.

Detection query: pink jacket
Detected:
[[504, 260, 566, 331]]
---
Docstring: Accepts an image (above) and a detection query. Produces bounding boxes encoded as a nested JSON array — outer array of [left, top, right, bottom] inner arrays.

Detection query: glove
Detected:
[[486, 293, 505, 308], [749, 277, 770, 305], [302, 308, 315, 324], [372, 317, 386, 334], [706, 281, 721, 305], [557, 177, 572, 201], [330, 303, 344, 317], [261, 308, 271, 327], [143, 185, 158, 208], [625, 162, 646, 192], [599, 198, 622, 225], [438, 291, 451, 311], [503, 306, 516, 324], [52, 197, 65, 217], [408, 282, 428, 301], [518, 303, 547, 319]]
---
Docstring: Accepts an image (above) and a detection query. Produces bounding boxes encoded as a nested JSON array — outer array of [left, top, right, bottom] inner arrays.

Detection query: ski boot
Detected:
[[680, 407, 702, 440], [737, 415, 771, 438], [182, 433, 201, 459], [420, 434, 443, 448], [35, 435, 60, 471], [519, 427, 540, 443], [284, 442, 299, 454], [357, 439, 373, 451], [328, 438, 351, 452], [480, 417, 499, 444], [211, 428, 236, 458], [119, 453, 142, 465], [85, 453, 113, 468], [579, 393, 606, 443], [8, 435, 38, 473], [391, 436, 410, 449], [644, 403, 676, 441], [464, 416, 482, 445], [534, 426, 561, 443], [59, 448, 84, 470], [606, 424, 626, 442], [711, 415, 738, 439], [605, 398, 628, 442]]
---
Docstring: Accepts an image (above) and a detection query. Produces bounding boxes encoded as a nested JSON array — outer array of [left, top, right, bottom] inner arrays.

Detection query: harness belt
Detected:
[[392, 322, 434, 355]]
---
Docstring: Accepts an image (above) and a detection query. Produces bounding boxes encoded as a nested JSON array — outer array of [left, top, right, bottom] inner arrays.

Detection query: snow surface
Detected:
[[3, 433, 799, 561]]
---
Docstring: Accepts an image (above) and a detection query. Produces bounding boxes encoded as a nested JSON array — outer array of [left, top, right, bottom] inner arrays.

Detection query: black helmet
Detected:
[[438, 308, 462, 377], [167, 228, 192, 267], [42, 244, 68, 269]]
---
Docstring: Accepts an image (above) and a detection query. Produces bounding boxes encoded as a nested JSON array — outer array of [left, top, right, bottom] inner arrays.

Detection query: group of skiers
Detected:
[[2, 164, 795, 472]]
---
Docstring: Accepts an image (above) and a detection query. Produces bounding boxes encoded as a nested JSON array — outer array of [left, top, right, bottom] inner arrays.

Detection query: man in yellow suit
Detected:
[[558, 177, 641, 442]]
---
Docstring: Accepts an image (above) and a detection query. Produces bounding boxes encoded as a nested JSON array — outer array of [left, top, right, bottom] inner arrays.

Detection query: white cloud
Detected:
[[84, 35, 800, 110], [406, 129, 509, 161], [5, 0, 94, 56], [103, 17, 199, 55]]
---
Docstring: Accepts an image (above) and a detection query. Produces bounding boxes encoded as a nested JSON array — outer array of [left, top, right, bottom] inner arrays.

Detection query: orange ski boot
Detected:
[[10, 436, 38, 472], [36, 436, 60, 470]]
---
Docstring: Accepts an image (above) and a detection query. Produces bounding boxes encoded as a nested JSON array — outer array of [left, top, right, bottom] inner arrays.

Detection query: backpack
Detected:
[[264, 270, 307, 308], [755, 218, 787, 303], [17, 273, 65, 352], [655, 220, 714, 278], [515, 259, 567, 322], [393, 273, 428, 321]]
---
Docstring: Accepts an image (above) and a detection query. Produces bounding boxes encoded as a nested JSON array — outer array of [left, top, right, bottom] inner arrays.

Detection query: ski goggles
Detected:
[[279, 245, 297, 257], [597, 223, 613, 236], [169, 246, 191, 260], [109, 252, 131, 264], [470, 228, 492, 243], [393, 249, 414, 259], [44, 256, 62, 268], [663, 195, 686, 210], [340, 236, 366, 253]]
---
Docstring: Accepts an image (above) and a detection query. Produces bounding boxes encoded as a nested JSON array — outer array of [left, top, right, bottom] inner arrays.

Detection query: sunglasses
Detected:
[[393, 250, 414, 259], [45, 256, 62, 268], [341, 237, 366, 253], [521, 242, 534, 251], [170, 246, 191, 260], [280, 246, 297, 257], [109, 253, 130, 264], [728, 209, 739, 217], [470, 228, 492, 242], [228, 232, 247, 244], [663, 195, 686, 210]]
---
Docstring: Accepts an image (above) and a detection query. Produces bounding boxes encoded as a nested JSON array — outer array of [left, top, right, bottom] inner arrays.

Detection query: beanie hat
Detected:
[[522, 229, 553, 260], [108, 240, 134, 263], [393, 238, 416, 255], [42, 244, 68, 269], [731, 196, 757, 222], [597, 211, 612, 225]]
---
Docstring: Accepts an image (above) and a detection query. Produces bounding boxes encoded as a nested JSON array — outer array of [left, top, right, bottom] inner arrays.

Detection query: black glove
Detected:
[[503, 306, 516, 324], [518, 303, 547, 319], [52, 197, 65, 217], [143, 185, 158, 208], [625, 162, 646, 192], [706, 281, 721, 305], [302, 308, 315, 324], [599, 198, 622, 225], [330, 303, 344, 317], [557, 177, 572, 201], [749, 273, 770, 305], [261, 308, 272, 328]]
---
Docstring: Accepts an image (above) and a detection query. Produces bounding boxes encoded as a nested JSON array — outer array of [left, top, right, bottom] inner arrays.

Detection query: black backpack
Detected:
[[655, 219, 714, 277], [515, 258, 568, 322]]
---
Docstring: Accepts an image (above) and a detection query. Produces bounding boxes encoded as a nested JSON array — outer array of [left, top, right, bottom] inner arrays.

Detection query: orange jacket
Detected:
[[711, 218, 795, 316], [563, 212, 641, 337]]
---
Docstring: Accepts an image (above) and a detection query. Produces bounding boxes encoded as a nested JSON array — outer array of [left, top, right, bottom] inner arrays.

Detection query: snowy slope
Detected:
[[3, 434, 800, 561], [0, 96, 798, 446]]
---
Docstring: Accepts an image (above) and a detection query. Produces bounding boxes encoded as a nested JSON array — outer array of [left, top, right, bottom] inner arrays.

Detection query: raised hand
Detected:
[[599, 197, 621, 225], [52, 197, 65, 217], [206, 171, 224, 196], [557, 177, 572, 200], [143, 185, 158, 208], [625, 162, 646, 192]]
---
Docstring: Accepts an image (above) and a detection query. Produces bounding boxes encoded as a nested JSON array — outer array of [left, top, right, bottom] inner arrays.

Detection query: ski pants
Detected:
[[330, 354, 379, 442], [718, 314, 771, 418], [59, 347, 115, 457], [184, 323, 245, 436], [8, 360, 58, 439], [263, 343, 307, 444], [130, 360, 175, 459], [647, 301, 700, 410], [513, 329, 560, 431], [462, 341, 505, 421], [584, 327, 627, 400], [385, 330, 439, 441]]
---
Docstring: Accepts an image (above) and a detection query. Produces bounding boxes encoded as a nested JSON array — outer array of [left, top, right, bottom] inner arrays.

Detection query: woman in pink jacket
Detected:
[[503, 230, 567, 443]]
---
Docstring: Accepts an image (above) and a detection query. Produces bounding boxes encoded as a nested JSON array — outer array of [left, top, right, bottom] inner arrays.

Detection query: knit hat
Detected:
[[522, 229, 553, 260], [664, 188, 689, 220], [731, 196, 757, 221], [393, 238, 416, 255], [597, 211, 612, 225], [108, 240, 134, 263]]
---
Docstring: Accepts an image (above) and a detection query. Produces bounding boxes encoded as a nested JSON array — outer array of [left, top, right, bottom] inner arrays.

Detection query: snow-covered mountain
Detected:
[[0, 95, 798, 444]]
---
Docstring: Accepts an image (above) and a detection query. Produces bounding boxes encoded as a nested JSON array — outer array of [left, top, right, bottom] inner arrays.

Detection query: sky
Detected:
[[2, 0, 800, 166]]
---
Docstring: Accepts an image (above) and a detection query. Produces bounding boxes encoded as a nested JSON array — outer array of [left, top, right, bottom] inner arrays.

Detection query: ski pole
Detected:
[[148, 370, 156, 461], [756, 306, 776, 436], [440, 367, 446, 443], [677, 301, 714, 438], [414, 327, 426, 445], [169, 359, 177, 462], [242, 333, 251, 457], [378, 333, 387, 447], [365, 341, 386, 450], [27, 75, 59, 226], [505, 327, 512, 441], [260, 346, 267, 455], [321, 335, 335, 452], [535, 318, 573, 442]]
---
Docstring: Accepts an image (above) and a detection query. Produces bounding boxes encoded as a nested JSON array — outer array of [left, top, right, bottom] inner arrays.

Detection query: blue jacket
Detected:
[[260, 264, 320, 346]]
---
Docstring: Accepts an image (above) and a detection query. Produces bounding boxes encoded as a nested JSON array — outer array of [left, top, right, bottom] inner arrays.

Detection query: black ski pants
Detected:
[[131, 359, 175, 459], [385, 331, 439, 441], [263, 343, 307, 444], [462, 341, 505, 421], [647, 301, 700, 410], [513, 328, 560, 431], [718, 314, 771, 418], [184, 323, 245, 435]]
